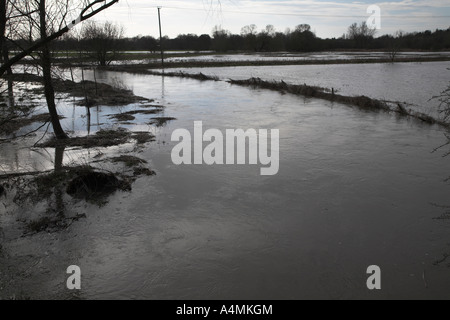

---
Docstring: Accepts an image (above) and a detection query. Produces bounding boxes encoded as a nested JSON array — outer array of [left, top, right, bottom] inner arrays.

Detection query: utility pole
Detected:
[[157, 6, 164, 69]]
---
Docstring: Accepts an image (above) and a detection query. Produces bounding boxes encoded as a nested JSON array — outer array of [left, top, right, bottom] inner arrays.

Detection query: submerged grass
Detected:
[[3, 73, 153, 108], [109, 113, 135, 121], [40, 128, 131, 148], [228, 77, 450, 127], [0, 113, 60, 136], [111, 155, 147, 167], [149, 117, 177, 127], [146, 71, 219, 81], [53, 79, 151, 107], [25, 165, 132, 207], [39, 128, 155, 148]]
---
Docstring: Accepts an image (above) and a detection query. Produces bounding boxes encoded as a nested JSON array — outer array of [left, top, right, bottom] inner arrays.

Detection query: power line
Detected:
[[128, 5, 450, 19]]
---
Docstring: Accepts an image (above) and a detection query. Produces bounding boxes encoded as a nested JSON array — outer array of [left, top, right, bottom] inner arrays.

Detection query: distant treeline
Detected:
[[26, 25, 450, 53]]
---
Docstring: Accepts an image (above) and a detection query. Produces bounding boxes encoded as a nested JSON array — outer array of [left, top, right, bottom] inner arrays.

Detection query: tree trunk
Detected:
[[0, 0, 5, 56], [39, 0, 68, 140], [0, 0, 10, 74], [1, 0, 13, 107]]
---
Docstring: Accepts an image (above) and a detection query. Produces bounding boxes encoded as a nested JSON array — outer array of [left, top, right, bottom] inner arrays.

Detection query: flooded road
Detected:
[[1, 70, 450, 299]]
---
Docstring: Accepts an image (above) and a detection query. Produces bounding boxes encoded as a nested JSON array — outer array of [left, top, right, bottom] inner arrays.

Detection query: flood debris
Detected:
[[149, 117, 177, 127]]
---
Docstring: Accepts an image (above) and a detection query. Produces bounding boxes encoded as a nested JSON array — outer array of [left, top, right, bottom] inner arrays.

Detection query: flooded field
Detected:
[[1, 65, 450, 299], [174, 61, 450, 118], [146, 51, 450, 64]]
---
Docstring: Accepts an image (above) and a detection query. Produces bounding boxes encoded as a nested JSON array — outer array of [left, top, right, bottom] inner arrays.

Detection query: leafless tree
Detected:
[[1, 0, 119, 140], [436, 83, 450, 123], [0, 0, 119, 76], [347, 21, 376, 47], [81, 20, 123, 66], [388, 30, 403, 62]]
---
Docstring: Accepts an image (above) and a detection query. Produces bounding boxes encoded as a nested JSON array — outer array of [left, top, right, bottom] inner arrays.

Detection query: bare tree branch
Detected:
[[0, 0, 119, 76]]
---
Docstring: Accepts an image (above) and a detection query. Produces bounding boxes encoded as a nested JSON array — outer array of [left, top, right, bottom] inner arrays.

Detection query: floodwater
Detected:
[[113, 51, 450, 66], [1, 67, 450, 299], [175, 61, 450, 118], [155, 51, 450, 64]]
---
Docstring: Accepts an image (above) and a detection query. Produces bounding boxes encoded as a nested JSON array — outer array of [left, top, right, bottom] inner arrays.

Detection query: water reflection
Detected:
[[7, 78, 14, 109], [53, 146, 66, 217], [161, 74, 165, 100]]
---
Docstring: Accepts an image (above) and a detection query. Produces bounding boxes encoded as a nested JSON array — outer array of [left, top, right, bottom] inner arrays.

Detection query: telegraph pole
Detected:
[[157, 6, 164, 69]]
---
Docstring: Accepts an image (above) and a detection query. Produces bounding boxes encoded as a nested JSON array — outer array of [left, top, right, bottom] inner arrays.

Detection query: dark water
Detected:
[[1, 70, 450, 299]]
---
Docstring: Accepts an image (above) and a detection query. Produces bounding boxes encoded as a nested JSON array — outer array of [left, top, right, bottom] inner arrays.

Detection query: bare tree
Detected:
[[0, 0, 9, 72], [0, 0, 119, 76], [211, 25, 230, 52], [1, 0, 119, 140], [436, 82, 450, 123], [39, 0, 67, 138], [347, 21, 376, 47], [387, 30, 403, 62], [240, 24, 257, 36], [295, 24, 311, 33], [240, 24, 257, 51], [81, 20, 123, 66]]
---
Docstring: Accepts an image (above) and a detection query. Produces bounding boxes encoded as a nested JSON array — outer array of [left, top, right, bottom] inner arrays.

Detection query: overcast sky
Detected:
[[92, 0, 450, 39]]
